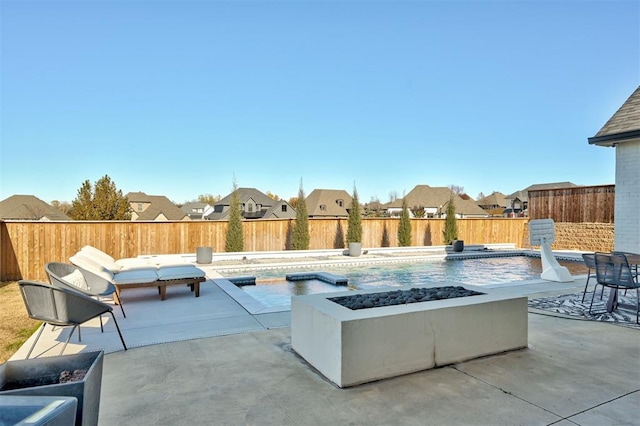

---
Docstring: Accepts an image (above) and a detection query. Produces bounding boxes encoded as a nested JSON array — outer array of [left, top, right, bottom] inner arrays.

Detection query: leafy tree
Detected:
[[225, 181, 244, 252], [397, 197, 412, 247], [346, 184, 362, 244], [70, 175, 131, 220], [292, 180, 310, 250], [443, 195, 459, 245]]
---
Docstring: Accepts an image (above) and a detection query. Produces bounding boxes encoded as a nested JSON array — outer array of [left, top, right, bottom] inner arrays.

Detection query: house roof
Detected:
[[126, 192, 187, 221], [0, 195, 72, 220], [476, 191, 507, 208], [181, 202, 209, 220], [384, 185, 488, 216], [262, 200, 297, 219], [506, 182, 578, 202], [305, 189, 352, 217], [589, 86, 640, 147], [216, 188, 275, 208]]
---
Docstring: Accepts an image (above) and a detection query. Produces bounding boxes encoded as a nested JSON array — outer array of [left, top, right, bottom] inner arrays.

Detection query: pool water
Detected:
[[224, 256, 588, 309]]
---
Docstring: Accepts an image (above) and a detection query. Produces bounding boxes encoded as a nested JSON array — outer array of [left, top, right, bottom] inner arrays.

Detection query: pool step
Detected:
[[227, 276, 256, 286], [286, 272, 348, 286]]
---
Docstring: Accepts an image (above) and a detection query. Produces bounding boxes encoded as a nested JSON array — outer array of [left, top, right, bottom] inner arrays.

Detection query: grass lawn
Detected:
[[0, 282, 40, 363]]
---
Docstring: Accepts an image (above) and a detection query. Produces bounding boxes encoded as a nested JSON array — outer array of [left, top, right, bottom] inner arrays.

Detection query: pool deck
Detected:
[[10, 247, 640, 425]]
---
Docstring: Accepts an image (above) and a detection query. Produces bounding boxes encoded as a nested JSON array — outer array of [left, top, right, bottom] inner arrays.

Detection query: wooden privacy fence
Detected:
[[528, 185, 615, 223], [1, 218, 528, 282]]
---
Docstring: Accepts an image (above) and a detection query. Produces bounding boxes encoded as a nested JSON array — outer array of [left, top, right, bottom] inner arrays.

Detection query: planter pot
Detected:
[[0, 351, 104, 426], [196, 247, 213, 264], [348, 242, 362, 257], [452, 240, 465, 252]]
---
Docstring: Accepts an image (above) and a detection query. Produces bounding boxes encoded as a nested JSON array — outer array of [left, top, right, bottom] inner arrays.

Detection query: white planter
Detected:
[[196, 247, 213, 264], [348, 242, 362, 257]]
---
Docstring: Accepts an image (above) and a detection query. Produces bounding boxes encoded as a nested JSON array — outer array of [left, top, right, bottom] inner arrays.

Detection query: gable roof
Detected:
[[262, 200, 297, 219], [589, 86, 640, 147], [384, 185, 488, 216], [181, 202, 210, 220], [0, 195, 72, 220], [216, 188, 275, 207], [476, 191, 507, 208], [126, 192, 187, 221], [506, 182, 578, 202], [305, 189, 352, 217]]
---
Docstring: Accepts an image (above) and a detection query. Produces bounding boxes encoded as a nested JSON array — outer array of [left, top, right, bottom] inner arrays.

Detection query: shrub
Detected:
[[346, 185, 362, 244], [443, 195, 459, 245], [397, 197, 412, 247]]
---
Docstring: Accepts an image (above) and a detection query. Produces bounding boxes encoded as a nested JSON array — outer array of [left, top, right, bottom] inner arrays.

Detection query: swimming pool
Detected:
[[220, 255, 588, 310]]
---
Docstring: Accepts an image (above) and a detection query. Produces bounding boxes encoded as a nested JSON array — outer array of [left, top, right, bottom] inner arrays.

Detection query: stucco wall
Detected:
[[615, 141, 640, 253], [523, 222, 614, 252]]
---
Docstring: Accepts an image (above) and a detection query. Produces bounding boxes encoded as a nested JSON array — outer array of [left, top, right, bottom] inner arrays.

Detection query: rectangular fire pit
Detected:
[[291, 283, 528, 388]]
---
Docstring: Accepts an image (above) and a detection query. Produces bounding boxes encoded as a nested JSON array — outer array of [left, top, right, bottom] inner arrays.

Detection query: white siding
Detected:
[[614, 140, 640, 252]]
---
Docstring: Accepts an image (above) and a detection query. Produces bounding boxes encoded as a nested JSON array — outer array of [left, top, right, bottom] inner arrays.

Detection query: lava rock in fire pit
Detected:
[[329, 286, 484, 310]]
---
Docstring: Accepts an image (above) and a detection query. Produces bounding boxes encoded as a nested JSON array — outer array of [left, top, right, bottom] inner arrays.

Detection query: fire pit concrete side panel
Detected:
[[291, 285, 528, 388]]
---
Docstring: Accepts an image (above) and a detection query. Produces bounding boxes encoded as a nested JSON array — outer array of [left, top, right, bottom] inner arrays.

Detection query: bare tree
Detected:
[[448, 184, 464, 195], [388, 191, 399, 203]]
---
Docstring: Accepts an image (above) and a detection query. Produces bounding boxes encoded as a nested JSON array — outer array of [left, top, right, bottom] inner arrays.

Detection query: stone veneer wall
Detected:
[[522, 222, 614, 252]]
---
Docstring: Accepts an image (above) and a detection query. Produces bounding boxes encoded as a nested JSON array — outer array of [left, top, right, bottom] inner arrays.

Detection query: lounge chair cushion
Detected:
[[157, 266, 206, 281], [111, 268, 159, 285], [62, 269, 90, 291], [80, 247, 122, 273]]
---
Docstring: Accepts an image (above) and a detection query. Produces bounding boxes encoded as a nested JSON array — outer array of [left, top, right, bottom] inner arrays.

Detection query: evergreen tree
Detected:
[[292, 181, 310, 250], [346, 184, 362, 244], [443, 195, 459, 244], [397, 197, 412, 247], [70, 175, 131, 220], [225, 182, 244, 252]]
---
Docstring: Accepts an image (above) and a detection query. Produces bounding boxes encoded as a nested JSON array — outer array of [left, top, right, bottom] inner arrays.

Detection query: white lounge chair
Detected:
[[70, 246, 206, 301]]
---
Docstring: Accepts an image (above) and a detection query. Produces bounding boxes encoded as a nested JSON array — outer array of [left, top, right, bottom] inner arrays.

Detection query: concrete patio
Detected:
[[10, 250, 640, 425]]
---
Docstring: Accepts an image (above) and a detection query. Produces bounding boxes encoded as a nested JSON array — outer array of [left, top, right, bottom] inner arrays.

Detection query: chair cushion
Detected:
[[111, 268, 159, 285], [157, 266, 205, 281], [62, 269, 90, 291], [78, 249, 122, 273]]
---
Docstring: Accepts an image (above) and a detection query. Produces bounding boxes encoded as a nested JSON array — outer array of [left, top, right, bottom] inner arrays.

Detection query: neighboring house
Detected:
[[588, 86, 640, 253], [0, 195, 72, 221], [126, 192, 189, 221], [181, 202, 211, 220], [476, 192, 507, 216], [205, 187, 296, 220], [504, 182, 578, 217], [383, 185, 488, 218], [305, 189, 353, 218]]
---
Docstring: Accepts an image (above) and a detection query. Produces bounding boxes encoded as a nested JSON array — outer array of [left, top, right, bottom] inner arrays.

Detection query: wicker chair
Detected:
[[18, 280, 127, 358], [580, 253, 603, 302], [591, 253, 640, 324], [46, 262, 126, 318]]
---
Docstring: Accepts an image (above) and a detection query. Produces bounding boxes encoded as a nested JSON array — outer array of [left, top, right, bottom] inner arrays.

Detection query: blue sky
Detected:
[[1, 0, 638, 205]]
